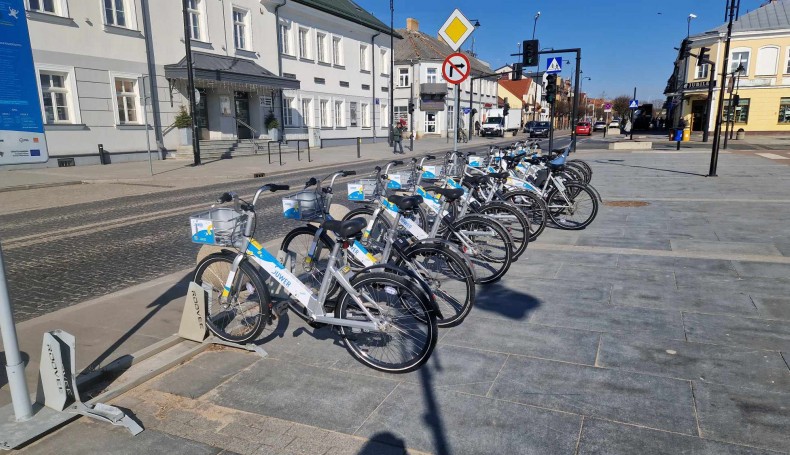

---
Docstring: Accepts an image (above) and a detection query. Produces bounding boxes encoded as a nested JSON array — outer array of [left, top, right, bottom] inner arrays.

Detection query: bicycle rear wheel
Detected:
[[335, 272, 438, 373], [477, 201, 530, 260], [546, 182, 599, 230], [446, 214, 513, 284], [194, 253, 269, 343], [502, 189, 548, 241]]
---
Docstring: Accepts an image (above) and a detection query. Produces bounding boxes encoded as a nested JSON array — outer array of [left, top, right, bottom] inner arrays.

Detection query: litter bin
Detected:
[[672, 129, 683, 142], [682, 127, 691, 142], [736, 128, 745, 140]]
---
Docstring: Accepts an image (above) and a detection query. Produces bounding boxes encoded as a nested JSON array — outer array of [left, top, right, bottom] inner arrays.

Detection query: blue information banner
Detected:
[[0, 0, 48, 164]]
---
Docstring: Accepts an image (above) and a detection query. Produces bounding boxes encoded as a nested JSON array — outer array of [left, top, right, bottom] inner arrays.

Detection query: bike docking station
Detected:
[[0, 244, 142, 450], [177, 281, 268, 358]]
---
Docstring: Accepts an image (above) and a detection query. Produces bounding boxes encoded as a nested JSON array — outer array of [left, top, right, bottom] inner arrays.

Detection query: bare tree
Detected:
[[612, 95, 631, 120]]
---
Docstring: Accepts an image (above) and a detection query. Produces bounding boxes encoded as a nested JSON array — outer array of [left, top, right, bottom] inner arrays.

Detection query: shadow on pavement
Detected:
[[358, 432, 409, 454], [594, 159, 708, 177], [473, 283, 541, 321], [0, 351, 30, 390], [80, 273, 192, 381]]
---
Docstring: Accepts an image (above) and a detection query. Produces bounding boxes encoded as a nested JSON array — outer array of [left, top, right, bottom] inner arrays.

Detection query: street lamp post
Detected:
[[532, 12, 541, 40], [687, 13, 697, 38], [581, 76, 591, 122]]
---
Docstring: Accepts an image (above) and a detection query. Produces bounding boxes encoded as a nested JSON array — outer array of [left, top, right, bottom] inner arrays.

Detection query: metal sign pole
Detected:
[[0, 242, 33, 422], [453, 85, 459, 153], [142, 76, 153, 177]]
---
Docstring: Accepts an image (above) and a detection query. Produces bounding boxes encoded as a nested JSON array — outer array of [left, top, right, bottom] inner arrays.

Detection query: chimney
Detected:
[[406, 18, 419, 32]]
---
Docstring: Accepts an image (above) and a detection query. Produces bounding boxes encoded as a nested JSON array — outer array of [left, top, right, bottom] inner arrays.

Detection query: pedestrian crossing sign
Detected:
[[546, 58, 562, 74], [629, 99, 639, 109]]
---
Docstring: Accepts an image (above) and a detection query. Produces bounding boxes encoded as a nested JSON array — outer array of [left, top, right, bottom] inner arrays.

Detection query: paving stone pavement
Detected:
[[10, 149, 790, 454]]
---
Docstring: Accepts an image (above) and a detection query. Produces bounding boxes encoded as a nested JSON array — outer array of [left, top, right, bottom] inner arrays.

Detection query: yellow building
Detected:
[[665, 0, 790, 134]]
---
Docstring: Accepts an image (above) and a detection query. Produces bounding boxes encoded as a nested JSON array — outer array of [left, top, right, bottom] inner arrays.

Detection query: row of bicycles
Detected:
[[188, 140, 599, 374]]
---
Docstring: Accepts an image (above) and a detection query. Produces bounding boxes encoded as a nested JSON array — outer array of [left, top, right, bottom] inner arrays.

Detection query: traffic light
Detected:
[[503, 103, 510, 116], [698, 47, 710, 64], [511, 63, 523, 81], [408, 100, 415, 114], [522, 39, 539, 67], [545, 74, 557, 104]]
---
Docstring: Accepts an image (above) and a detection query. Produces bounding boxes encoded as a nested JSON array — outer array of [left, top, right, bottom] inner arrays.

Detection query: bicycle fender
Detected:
[[351, 264, 443, 319], [403, 238, 478, 284]]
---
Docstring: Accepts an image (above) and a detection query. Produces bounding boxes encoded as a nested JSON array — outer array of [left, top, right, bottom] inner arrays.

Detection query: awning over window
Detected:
[[164, 52, 300, 90]]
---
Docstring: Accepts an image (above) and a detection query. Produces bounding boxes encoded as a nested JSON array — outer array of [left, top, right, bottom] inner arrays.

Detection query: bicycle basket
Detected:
[[190, 207, 247, 247], [282, 190, 325, 221], [386, 171, 414, 191], [347, 179, 377, 202]]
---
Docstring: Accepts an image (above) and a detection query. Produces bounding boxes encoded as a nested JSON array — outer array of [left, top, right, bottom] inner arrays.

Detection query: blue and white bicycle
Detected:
[[190, 183, 438, 373]]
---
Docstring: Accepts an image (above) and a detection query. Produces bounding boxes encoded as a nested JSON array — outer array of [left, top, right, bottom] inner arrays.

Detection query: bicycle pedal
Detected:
[[272, 300, 289, 317]]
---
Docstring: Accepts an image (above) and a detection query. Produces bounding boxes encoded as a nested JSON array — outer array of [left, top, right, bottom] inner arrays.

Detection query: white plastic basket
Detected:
[[347, 179, 377, 202], [190, 207, 247, 246], [282, 190, 324, 221], [386, 171, 414, 191]]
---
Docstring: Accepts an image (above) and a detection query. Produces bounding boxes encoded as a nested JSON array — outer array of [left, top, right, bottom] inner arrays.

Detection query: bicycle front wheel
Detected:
[[546, 182, 599, 230], [280, 225, 336, 296], [194, 253, 270, 343], [446, 214, 513, 284], [502, 189, 548, 241], [335, 272, 438, 373], [477, 201, 530, 260]]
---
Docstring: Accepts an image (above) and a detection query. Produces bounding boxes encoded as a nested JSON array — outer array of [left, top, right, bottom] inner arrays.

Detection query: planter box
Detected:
[[608, 141, 652, 150], [179, 128, 192, 146], [268, 128, 279, 142]]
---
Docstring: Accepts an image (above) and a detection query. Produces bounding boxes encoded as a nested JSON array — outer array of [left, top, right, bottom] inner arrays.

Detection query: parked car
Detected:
[[593, 121, 606, 131], [608, 120, 620, 129], [575, 122, 592, 136], [524, 120, 537, 134], [529, 121, 550, 138]]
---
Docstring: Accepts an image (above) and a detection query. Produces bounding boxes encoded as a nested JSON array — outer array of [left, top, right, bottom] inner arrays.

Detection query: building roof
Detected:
[[394, 28, 493, 76], [164, 52, 300, 89], [292, 0, 401, 38], [499, 78, 532, 99], [711, 0, 790, 33]]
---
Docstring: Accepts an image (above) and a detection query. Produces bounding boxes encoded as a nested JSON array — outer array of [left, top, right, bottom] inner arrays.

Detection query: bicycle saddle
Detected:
[[322, 218, 367, 238], [424, 187, 464, 202], [461, 175, 487, 187], [487, 171, 509, 180], [387, 195, 423, 210]]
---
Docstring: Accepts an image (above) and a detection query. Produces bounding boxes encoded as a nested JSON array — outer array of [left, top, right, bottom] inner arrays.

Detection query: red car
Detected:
[[575, 122, 592, 136]]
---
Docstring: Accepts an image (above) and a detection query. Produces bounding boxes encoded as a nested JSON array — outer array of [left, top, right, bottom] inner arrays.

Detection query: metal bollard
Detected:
[[98, 144, 106, 165], [279, 142, 283, 166], [356, 137, 361, 158], [297, 141, 301, 161], [307, 142, 311, 162], [676, 139, 681, 151], [267, 142, 272, 165]]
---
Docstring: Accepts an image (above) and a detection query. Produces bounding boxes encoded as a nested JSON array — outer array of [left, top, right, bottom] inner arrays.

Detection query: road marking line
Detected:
[[756, 153, 789, 160]]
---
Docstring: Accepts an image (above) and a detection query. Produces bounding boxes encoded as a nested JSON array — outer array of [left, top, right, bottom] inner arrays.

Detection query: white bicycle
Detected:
[[190, 183, 438, 373]]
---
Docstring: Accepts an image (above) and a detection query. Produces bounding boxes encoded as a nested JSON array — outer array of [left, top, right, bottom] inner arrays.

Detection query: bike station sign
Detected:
[[442, 52, 471, 85]]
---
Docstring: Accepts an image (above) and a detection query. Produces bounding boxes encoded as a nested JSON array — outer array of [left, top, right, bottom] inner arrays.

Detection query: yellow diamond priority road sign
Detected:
[[438, 9, 475, 52]]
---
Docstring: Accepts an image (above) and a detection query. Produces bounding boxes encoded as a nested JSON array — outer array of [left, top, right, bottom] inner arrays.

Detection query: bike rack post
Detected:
[[267, 142, 271, 165], [278, 142, 283, 166]]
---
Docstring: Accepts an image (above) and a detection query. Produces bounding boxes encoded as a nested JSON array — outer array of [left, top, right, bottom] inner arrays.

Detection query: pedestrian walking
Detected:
[[392, 119, 406, 154], [474, 120, 481, 137]]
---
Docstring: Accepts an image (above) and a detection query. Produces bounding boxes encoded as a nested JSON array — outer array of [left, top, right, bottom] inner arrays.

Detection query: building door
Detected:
[[691, 100, 707, 132], [234, 91, 252, 139], [425, 111, 436, 133], [195, 88, 210, 140]]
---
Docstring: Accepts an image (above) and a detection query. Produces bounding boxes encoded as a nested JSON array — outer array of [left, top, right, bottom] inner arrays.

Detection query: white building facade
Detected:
[[7, 0, 395, 169]]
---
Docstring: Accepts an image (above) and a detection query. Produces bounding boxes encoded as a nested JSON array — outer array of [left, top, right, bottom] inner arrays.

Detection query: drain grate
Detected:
[[253, 172, 266, 178], [604, 200, 650, 207]]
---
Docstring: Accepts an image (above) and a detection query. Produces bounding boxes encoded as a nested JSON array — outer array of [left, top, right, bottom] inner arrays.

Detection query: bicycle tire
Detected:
[[445, 214, 513, 284], [477, 201, 530, 260], [569, 159, 593, 181], [280, 225, 338, 296], [335, 271, 438, 373], [342, 206, 391, 254], [501, 189, 548, 241], [566, 161, 591, 184], [402, 241, 476, 327], [546, 182, 599, 230], [194, 253, 269, 344]]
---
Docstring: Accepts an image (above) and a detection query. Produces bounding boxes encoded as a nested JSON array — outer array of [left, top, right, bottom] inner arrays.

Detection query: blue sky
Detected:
[[356, 0, 767, 101]]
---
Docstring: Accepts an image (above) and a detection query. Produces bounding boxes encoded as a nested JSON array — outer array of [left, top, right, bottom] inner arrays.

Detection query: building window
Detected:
[[786, 48, 790, 74], [427, 68, 437, 83], [380, 50, 388, 75], [187, 0, 204, 41], [27, 0, 57, 14], [301, 98, 312, 127], [723, 97, 749, 123], [282, 97, 294, 126], [349, 102, 358, 127], [39, 71, 71, 123], [755, 46, 778, 76], [361, 103, 370, 127], [778, 98, 790, 123], [334, 100, 344, 127], [332, 37, 343, 65], [380, 103, 388, 127], [279, 24, 292, 55], [316, 33, 328, 63], [447, 105, 454, 131], [394, 106, 408, 123], [104, 0, 127, 27], [398, 68, 409, 87], [232, 8, 249, 50], [729, 49, 750, 75], [114, 78, 139, 124], [298, 27, 311, 59], [319, 99, 331, 127], [359, 45, 369, 71], [695, 63, 709, 80]]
